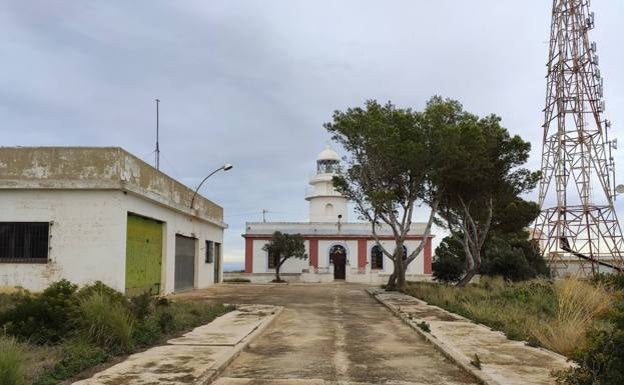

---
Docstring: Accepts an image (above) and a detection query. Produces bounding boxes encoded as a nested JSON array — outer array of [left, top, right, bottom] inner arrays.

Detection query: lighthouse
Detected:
[[242, 145, 433, 282], [305, 146, 348, 222]]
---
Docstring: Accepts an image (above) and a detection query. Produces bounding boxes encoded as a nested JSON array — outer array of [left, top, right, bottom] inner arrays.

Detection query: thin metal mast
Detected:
[[536, 0, 624, 275], [155, 98, 160, 170]]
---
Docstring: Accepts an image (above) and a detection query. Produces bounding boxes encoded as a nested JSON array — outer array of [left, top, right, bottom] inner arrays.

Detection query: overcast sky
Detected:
[[1, 1, 623, 265]]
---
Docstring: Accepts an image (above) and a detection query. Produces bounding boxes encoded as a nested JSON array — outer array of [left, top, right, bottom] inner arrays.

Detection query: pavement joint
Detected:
[[368, 288, 570, 385]]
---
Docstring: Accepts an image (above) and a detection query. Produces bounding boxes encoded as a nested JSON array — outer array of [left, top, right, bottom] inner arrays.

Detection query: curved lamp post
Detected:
[[190, 163, 233, 209]]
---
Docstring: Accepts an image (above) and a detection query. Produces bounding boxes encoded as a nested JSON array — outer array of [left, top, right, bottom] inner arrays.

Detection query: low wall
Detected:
[[224, 270, 433, 284]]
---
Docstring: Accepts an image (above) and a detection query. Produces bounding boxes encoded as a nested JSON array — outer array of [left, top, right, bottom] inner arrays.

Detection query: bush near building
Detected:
[[0, 280, 232, 385]]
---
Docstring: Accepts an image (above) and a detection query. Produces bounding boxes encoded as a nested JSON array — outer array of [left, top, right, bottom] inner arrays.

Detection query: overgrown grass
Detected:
[[0, 336, 25, 385], [404, 276, 612, 356], [0, 280, 232, 385], [78, 292, 135, 352]]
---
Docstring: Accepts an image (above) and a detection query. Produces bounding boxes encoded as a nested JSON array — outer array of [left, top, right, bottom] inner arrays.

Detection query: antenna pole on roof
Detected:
[[155, 98, 160, 170]]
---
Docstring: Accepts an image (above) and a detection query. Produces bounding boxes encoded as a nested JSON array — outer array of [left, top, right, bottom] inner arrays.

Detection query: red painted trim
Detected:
[[245, 238, 253, 273], [243, 235, 433, 241], [309, 239, 318, 268], [424, 237, 432, 274], [357, 239, 367, 268]]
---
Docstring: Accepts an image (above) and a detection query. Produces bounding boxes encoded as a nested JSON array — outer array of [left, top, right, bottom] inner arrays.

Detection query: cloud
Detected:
[[1, 1, 623, 263]]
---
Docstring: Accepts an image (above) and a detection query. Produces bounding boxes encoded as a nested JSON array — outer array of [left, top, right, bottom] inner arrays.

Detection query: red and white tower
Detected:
[[536, 0, 624, 274]]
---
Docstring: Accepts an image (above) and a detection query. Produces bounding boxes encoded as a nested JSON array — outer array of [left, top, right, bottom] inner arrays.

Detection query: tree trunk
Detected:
[[457, 249, 480, 287], [386, 271, 397, 290], [275, 265, 281, 282]]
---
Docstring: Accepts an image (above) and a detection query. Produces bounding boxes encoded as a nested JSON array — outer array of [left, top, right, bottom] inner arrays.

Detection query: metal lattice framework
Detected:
[[536, 0, 624, 275]]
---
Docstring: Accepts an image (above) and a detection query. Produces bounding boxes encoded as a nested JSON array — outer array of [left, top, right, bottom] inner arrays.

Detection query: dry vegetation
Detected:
[[404, 276, 613, 357]]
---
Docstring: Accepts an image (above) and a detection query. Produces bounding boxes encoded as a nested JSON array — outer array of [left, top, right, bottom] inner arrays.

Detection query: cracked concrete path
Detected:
[[174, 284, 477, 385], [71, 305, 281, 385], [370, 289, 570, 385]]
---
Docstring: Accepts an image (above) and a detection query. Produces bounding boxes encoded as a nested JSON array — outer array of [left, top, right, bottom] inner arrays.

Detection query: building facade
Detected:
[[0, 147, 226, 294], [242, 147, 433, 284]]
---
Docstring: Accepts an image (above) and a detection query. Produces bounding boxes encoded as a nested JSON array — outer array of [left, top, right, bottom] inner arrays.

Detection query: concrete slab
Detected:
[[369, 289, 571, 385], [72, 305, 282, 385], [175, 283, 478, 384], [213, 378, 472, 385], [168, 305, 278, 346]]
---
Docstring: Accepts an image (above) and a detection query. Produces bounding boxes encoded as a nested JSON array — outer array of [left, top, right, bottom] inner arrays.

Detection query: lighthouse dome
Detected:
[[317, 146, 340, 161]]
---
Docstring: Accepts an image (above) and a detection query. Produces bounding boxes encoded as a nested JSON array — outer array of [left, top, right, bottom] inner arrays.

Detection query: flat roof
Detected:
[[243, 221, 432, 237], [0, 146, 224, 226]]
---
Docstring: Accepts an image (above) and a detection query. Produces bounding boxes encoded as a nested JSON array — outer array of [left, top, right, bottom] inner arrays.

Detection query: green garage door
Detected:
[[125, 214, 163, 296]]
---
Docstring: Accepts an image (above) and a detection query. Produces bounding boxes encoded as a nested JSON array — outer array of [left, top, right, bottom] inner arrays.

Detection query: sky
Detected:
[[1, 1, 623, 266]]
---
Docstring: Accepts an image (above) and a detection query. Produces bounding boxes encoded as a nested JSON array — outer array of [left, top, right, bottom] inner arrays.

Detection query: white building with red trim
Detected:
[[241, 147, 433, 283]]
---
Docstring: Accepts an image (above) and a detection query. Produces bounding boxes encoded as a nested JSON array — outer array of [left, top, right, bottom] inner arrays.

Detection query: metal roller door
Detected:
[[175, 234, 196, 291]]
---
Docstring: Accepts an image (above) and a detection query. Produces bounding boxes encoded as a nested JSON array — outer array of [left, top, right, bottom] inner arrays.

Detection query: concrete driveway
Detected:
[[174, 283, 476, 385]]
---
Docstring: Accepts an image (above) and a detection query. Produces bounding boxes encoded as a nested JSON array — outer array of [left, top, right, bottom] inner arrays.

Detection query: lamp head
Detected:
[[223, 163, 233, 171]]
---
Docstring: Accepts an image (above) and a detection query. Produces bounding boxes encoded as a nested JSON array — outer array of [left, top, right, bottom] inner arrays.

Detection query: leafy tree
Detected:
[[432, 236, 465, 283], [262, 231, 307, 282], [325, 100, 438, 291], [425, 97, 540, 286]]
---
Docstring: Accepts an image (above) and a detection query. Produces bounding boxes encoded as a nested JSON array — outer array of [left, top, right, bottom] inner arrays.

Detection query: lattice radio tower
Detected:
[[536, 0, 624, 275]]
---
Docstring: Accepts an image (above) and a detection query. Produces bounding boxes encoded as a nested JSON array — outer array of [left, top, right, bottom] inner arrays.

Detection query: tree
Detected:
[[425, 97, 541, 286], [262, 231, 307, 282], [325, 100, 438, 291]]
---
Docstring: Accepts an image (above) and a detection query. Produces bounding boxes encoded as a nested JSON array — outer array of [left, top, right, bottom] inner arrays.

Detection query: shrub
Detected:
[[75, 281, 127, 306], [32, 338, 110, 385], [532, 278, 612, 356], [130, 291, 155, 321], [0, 280, 78, 343], [78, 292, 135, 352], [0, 336, 24, 385]]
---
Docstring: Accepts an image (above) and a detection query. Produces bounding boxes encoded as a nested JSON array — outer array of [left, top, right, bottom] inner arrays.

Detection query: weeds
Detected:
[[0, 280, 232, 385], [404, 277, 611, 357], [470, 353, 482, 369], [416, 321, 431, 333], [0, 336, 25, 385], [78, 292, 135, 352]]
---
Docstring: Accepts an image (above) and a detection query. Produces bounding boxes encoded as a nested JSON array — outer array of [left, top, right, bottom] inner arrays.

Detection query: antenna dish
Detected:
[[616, 185, 624, 194]]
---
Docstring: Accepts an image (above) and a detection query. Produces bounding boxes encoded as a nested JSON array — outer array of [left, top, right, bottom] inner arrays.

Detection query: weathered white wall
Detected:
[[365, 240, 425, 274], [120, 192, 224, 294], [0, 190, 126, 292], [0, 189, 224, 294], [250, 239, 310, 274]]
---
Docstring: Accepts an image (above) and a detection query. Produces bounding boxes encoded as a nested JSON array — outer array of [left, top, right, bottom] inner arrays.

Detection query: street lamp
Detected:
[[190, 163, 233, 209]]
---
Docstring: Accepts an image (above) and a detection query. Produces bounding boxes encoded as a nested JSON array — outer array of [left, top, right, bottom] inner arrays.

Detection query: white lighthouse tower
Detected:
[[306, 146, 348, 222]]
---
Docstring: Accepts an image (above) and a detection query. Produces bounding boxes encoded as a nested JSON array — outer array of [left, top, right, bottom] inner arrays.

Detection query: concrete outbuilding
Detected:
[[0, 147, 226, 294]]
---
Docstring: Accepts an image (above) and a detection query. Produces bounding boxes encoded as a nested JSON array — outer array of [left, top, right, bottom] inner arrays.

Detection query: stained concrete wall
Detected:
[[0, 190, 126, 291], [0, 147, 223, 225], [0, 189, 224, 293]]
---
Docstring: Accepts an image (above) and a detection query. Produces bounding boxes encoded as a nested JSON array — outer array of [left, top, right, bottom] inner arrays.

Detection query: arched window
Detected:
[[324, 203, 334, 217], [329, 244, 346, 264], [266, 245, 276, 269], [371, 245, 383, 270]]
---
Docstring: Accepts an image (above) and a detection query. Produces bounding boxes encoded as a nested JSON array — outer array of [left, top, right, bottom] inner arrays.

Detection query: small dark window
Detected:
[[371, 245, 384, 270], [267, 246, 276, 269], [0, 222, 49, 263], [205, 240, 214, 263], [214, 242, 221, 261]]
